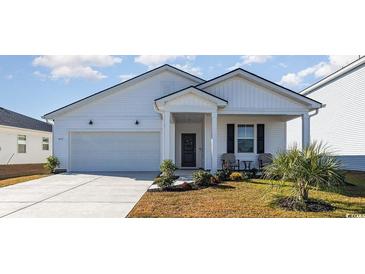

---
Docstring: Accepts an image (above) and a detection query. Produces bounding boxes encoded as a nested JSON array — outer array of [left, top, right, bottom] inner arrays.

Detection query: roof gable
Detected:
[[197, 68, 322, 109], [155, 86, 227, 105], [155, 87, 227, 112], [43, 64, 205, 119]]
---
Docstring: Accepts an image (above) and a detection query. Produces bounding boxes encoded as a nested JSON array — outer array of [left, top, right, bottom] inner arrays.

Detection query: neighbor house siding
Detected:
[[0, 125, 52, 165], [287, 63, 365, 171], [52, 71, 199, 170]]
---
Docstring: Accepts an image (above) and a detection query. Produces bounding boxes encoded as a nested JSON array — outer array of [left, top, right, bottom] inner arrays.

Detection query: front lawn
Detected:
[[128, 172, 365, 218], [0, 175, 49, 188]]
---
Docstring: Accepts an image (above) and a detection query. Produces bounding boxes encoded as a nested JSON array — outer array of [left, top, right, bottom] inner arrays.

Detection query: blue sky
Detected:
[[0, 55, 359, 120]]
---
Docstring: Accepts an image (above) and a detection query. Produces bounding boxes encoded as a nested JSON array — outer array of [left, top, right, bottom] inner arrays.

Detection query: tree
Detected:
[[264, 142, 345, 202]]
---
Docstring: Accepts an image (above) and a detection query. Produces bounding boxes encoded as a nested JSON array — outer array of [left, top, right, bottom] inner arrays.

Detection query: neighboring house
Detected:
[[0, 107, 52, 165], [43, 65, 321, 172], [287, 56, 365, 171]]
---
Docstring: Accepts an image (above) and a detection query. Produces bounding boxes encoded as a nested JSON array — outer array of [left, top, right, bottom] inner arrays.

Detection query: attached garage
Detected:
[[69, 132, 160, 172]]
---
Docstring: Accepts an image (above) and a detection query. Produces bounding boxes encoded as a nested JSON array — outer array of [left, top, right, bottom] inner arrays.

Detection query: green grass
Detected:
[[128, 171, 365, 218]]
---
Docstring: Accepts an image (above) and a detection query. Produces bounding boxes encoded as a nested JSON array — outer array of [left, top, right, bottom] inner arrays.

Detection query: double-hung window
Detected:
[[17, 135, 26, 153], [42, 137, 49, 150], [237, 125, 254, 153]]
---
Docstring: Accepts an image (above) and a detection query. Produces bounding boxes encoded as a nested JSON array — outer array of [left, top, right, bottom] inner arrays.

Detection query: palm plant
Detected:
[[264, 142, 345, 202]]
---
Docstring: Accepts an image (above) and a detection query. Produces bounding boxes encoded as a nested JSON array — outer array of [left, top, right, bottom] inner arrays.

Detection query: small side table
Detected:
[[242, 160, 253, 171]]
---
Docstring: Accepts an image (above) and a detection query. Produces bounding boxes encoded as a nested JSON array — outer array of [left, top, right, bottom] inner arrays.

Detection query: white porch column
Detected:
[[301, 112, 310, 149], [163, 111, 171, 160], [204, 114, 212, 170], [211, 112, 218, 172]]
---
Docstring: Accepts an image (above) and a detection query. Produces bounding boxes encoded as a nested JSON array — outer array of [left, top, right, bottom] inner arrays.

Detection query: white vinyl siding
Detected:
[[205, 76, 308, 114], [0, 126, 52, 164], [287, 63, 365, 171], [70, 132, 160, 172]]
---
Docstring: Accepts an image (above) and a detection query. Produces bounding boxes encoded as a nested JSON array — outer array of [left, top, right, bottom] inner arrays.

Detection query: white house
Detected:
[[43, 65, 321, 173], [0, 107, 52, 165], [287, 56, 365, 171]]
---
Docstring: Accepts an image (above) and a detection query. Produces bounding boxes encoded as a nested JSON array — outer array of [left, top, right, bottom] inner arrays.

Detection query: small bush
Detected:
[[229, 172, 245, 181], [44, 156, 60, 173], [248, 168, 258, 179], [154, 176, 175, 189], [216, 169, 231, 181], [192, 170, 213, 186], [160, 159, 177, 177]]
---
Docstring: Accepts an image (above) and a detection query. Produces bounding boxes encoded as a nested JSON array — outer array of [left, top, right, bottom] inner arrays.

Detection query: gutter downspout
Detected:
[[309, 104, 325, 118]]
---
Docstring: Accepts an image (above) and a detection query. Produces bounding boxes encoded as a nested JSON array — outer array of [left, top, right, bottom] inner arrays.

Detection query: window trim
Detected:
[[236, 124, 255, 154], [42, 137, 50, 151], [17, 134, 27, 153]]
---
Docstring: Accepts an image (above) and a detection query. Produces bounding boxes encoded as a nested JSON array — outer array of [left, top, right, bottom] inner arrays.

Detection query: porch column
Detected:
[[211, 112, 218, 172], [204, 114, 212, 170], [163, 111, 171, 160], [301, 112, 310, 149]]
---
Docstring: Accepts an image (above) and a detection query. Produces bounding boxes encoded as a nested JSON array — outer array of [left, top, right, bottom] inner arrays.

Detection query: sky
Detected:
[[0, 55, 360, 120]]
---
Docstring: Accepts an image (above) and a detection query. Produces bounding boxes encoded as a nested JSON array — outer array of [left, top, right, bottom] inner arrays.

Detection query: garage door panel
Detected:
[[70, 132, 160, 171]]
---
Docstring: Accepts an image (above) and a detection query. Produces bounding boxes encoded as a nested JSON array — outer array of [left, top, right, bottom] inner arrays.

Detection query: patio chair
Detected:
[[221, 153, 240, 170], [258, 153, 273, 170]]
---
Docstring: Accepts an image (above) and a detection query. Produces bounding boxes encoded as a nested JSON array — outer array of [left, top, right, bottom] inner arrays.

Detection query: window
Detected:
[[42, 137, 49, 150], [237, 125, 254, 153], [17, 135, 26, 153]]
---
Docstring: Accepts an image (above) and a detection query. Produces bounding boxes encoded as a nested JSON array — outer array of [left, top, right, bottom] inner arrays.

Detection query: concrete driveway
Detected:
[[0, 172, 156, 218]]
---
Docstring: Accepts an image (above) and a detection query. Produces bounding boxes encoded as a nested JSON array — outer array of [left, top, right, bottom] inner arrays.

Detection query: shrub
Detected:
[[154, 176, 175, 189], [216, 169, 231, 181], [192, 170, 213, 186], [229, 172, 244, 181], [264, 141, 345, 203], [160, 159, 177, 178], [249, 168, 258, 179], [44, 156, 60, 173]]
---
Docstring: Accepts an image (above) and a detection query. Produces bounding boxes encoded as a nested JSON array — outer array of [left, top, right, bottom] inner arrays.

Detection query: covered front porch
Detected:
[[161, 112, 310, 173], [154, 86, 313, 173]]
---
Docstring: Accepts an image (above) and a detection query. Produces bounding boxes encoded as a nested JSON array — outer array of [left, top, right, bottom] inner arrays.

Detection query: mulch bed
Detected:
[[274, 196, 335, 212]]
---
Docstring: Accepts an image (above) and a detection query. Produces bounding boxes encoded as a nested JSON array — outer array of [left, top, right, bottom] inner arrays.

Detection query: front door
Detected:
[[181, 133, 196, 167]]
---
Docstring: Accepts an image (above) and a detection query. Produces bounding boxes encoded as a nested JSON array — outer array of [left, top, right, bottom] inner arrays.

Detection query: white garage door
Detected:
[[70, 132, 160, 172]]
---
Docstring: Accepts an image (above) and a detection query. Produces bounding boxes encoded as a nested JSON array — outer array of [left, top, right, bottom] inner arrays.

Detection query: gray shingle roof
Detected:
[[0, 107, 52, 132]]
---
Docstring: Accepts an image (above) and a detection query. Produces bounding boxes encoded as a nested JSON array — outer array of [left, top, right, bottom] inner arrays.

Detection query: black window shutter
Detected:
[[227, 124, 235, 153], [257, 124, 265, 154]]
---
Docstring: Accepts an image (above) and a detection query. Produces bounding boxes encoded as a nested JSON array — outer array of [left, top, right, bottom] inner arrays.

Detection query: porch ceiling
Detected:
[[173, 113, 204, 123]]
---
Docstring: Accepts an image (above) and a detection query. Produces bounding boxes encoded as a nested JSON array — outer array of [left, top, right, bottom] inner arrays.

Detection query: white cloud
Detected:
[[134, 55, 195, 68], [278, 62, 288, 68], [33, 70, 48, 81], [173, 63, 202, 76], [241, 55, 272, 65], [5, 74, 13, 80], [278, 55, 358, 88], [32, 55, 122, 81], [228, 55, 272, 70], [119, 74, 136, 82]]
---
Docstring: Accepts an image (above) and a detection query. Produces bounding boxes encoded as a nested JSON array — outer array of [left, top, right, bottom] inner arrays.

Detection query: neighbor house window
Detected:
[[42, 137, 49, 150], [237, 125, 254, 153], [17, 135, 26, 153]]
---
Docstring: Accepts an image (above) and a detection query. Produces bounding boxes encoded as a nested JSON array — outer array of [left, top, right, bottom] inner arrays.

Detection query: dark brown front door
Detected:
[[181, 133, 196, 167]]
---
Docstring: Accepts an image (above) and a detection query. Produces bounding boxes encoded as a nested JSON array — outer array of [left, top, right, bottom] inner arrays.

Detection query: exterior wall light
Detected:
[[89, 120, 93, 125], [135, 120, 139, 125]]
